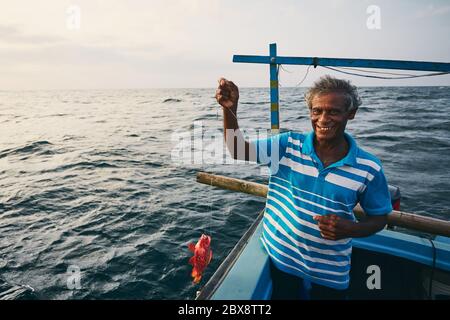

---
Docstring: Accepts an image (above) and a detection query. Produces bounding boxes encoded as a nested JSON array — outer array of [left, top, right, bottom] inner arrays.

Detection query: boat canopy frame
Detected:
[[233, 43, 450, 133]]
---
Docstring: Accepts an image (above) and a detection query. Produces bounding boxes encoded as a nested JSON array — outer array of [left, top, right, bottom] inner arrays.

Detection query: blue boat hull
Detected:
[[198, 210, 450, 300]]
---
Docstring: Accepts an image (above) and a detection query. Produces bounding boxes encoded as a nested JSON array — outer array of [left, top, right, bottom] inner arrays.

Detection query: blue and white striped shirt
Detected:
[[252, 131, 392, 290]]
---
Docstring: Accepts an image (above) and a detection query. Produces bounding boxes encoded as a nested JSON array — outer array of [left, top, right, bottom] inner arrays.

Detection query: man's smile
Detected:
[[316, 125, 335, 132]]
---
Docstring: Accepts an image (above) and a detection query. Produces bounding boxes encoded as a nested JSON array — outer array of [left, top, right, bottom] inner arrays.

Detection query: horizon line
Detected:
[[1, 84, 450, 92]]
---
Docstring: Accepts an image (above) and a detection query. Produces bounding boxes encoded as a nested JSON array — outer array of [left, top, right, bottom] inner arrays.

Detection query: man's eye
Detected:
[[312, 109, 321, 115]]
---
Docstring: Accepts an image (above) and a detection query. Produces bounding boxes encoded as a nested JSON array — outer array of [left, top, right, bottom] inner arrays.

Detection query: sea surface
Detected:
[[0, 86, 449, 299]]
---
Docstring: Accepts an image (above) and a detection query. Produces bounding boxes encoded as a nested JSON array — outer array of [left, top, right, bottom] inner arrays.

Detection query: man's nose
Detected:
[[318, 112, 330, 123]]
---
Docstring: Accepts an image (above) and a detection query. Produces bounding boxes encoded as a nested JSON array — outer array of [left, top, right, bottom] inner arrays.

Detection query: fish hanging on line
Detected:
[[188, 234, 213, 284]]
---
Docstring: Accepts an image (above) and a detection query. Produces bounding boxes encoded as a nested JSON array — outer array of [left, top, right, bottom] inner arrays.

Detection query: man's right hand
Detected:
[[216, 78, 239, 110], [216, 77, 254, 162]]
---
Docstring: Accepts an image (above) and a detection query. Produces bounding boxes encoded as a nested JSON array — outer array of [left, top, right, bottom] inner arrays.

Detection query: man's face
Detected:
[[310, 92, 356, 143]]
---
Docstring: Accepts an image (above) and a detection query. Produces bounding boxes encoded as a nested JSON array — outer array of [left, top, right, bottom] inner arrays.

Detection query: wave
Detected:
[[39, 113, 70, 118], [137, 100, 153, 104], [240, 101, 267, 105], [162, 98, 182, 103], [395, 95, 436, 101], [41, 160, 120, 173], [0, 279, 36, 300], [0, 141, 53, 159]]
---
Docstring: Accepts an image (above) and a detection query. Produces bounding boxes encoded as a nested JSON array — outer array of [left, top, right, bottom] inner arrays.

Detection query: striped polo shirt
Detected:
[[251, 131, 392, 290]]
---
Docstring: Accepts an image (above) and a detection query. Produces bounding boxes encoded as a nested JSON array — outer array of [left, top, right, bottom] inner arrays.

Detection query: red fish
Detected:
[[188, 234, 213, 284]]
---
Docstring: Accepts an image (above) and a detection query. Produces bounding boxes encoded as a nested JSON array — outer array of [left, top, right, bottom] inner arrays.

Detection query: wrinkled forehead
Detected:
[[311, 91, 350, 109]]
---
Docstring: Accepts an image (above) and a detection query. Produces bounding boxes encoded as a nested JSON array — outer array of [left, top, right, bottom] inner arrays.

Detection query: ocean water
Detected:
[[0, 86, 449, 299]]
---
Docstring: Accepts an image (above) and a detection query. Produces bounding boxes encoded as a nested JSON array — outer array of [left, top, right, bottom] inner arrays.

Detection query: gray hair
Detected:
[[305, 75, 362, 112]]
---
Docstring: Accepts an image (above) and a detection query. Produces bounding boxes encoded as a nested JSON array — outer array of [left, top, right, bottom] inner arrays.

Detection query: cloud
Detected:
[[0, 24, 64, 45], [413, 4, 450, 19], [0, 1, 449, 89]]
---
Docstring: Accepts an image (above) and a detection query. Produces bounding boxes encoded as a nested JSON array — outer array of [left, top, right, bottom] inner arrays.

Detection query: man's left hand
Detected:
[[314, 214, 356, 240]]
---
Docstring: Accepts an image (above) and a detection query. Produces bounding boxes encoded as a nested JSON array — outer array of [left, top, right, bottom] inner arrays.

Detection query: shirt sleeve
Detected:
[[250, 132, 290, 167], [358, 167, 393, 216]]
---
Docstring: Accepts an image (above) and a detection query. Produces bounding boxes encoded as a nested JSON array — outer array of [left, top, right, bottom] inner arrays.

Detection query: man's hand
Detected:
[[314, 214, 356, 240], [216, 78, 239, 110], [314, 213, 388, 240]]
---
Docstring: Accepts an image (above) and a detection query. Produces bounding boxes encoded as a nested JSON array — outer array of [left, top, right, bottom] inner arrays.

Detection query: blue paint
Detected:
[[233, 43, 450, 133], [211, 215, 450, 300], [269, 43, 280, 132], [234, 55, 450, 72]]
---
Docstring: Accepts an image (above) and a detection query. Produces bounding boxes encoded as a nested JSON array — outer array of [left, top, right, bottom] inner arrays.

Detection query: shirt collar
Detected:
[[302, 131, 358, 167]]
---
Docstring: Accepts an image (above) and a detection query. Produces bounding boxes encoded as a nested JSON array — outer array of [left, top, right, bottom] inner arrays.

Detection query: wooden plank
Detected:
[[196, 171, 450, 238]]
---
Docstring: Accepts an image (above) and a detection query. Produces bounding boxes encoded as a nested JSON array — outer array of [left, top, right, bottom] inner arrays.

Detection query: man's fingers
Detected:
[[218, 77, 227, 86], [318, 222, 336, 233], [316, 214, 338, 223], [216, 88, 230, 98], [217, 96, 234, 108], [320, 230, 336, 239], [217, 96, 228, 104], [218, 78, 237, 91], [218, 78, 233, 88], [316, 216, 330, 225]]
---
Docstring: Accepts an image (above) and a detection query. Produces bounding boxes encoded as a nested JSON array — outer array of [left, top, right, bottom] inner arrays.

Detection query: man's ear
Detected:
[[348, 109, 357, 120]]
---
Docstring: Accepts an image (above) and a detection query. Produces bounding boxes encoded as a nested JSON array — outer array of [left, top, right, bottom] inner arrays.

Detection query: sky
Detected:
[[1, 0, 450, 90]]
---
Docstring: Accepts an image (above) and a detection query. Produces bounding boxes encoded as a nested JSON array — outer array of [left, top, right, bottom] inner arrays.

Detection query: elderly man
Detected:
[[215, 75, 392, 300]]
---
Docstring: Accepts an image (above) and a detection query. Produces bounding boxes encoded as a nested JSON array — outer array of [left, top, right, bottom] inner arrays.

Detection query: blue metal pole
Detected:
[[233, 44, 450, 134], [269, 43, 280, 134], [233, 55, 450, 72]]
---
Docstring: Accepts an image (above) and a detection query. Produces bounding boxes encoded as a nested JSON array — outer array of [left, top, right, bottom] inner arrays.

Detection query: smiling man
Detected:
[[216, 75, 393, 300]]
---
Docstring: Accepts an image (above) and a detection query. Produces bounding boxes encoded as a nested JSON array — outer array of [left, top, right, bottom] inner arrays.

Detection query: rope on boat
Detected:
[[330, 67, 419, 77], [425, 236, 437, 299], [277, 63, 450, 82], [295, 65, 312, 87], [318, 65, 449, 79]]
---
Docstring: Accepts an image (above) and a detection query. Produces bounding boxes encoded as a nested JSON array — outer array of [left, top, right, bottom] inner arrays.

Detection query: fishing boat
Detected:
[[195, 44, 450, 300], [199, 210, 450, 300], [196, 173, 450, 300]]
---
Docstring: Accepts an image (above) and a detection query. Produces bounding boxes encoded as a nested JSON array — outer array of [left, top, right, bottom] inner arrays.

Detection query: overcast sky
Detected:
[[1, 0, 450, 89]]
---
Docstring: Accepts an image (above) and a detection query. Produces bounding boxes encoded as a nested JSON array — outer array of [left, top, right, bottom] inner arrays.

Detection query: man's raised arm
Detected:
[[215, 78, 256, 162]]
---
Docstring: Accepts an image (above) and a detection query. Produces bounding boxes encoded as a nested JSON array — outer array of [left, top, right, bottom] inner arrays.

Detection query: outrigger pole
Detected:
[[233, 43, 450, 133], [197, 171, 450, 237]]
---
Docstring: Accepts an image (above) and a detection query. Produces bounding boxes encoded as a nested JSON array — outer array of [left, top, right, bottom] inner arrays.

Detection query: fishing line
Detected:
[[217, 104, 239, 122], [207, 174, 214, 237]]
